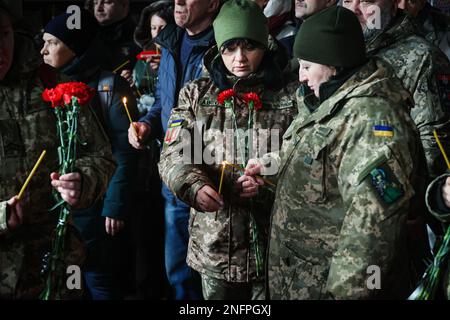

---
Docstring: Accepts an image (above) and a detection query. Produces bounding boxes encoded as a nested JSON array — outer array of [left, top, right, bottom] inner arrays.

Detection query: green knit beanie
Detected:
[[293, 6, 366, 68], [213, 0, 268, 50]]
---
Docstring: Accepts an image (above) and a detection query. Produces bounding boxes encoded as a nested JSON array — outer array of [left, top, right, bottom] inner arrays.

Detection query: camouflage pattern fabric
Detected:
[[158, 46, 298, 284], [413, 2, 450, 60], [366, 13, 450, 180], [0, 33, 115, 299], [268, 58, 422, 300], [201, 274, 265, 300]]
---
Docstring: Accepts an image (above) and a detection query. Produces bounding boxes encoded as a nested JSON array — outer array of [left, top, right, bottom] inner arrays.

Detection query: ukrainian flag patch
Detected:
[[169, 119, 183, 128], [373, 125, 394, 137], [164, 119, 184, 145]]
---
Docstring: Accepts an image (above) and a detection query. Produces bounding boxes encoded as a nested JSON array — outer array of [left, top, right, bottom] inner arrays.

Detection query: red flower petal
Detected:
[[243, 92, 262, 110], [217, 89, 236, 105]]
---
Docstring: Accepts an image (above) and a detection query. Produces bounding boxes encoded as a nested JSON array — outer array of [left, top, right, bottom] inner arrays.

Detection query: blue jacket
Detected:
[[140, 24, 215, 140]]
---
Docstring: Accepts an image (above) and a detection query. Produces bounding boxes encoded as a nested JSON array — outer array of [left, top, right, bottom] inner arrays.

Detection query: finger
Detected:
[[242, 179, 257, 188], [50, 172, 60, 181], [242, 187, 258, 195], [236, 175, 247, 184], [59, 189, 81, 202], [245, 165, 261, 176], [59, 172, 82, 181], [198, 193, 220, 212], [255, 176, 265, 185], [204, 188, 224, 207], [52, 180, 80, 191], [105, 218, 112, 235], [240, 192, 258, 198], [7, 196, 18, 206]]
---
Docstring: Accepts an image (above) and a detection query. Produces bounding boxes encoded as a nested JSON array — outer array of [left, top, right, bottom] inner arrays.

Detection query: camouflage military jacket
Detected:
[[366, 13, 450, 180], [268, 59, 421, 299], [0, 34, 115, 298], [159, 71, 298, 282], [414, 3, 450, 60]]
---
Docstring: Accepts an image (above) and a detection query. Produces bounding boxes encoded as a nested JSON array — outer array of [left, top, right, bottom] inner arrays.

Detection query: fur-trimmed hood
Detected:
[[134, 0, 174, 50]]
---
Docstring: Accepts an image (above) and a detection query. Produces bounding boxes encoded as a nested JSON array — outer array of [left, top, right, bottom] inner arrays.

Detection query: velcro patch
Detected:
[[164, 119, 184, 145], [373, 125, 394, 137], [369, 164, 404, 204]]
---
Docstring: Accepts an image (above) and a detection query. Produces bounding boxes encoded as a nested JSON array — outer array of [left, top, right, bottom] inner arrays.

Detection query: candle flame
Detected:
[[122, 97, 127, 104]]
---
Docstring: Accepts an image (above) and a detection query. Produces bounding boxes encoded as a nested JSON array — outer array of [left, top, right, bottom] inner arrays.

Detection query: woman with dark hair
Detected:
[[158, 0, 298, 300], [132, 0, 174, 115]]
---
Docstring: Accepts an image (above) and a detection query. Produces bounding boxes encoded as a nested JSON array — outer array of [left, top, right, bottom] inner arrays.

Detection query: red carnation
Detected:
[[243, 92, 262, 111], [57, 82, 96, 106], [42, 88, 64, 108], [217, 89, 236, 105]]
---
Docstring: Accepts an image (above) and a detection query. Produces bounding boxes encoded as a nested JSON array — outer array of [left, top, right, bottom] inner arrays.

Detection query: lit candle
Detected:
[[218, 161, 226, 195], [17, 150, 47, 200], [112, 59, 131, 74], [122, 97, 138, 138]]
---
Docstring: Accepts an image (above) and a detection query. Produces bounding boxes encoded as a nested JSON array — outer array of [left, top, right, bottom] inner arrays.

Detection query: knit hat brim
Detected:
[[294, 6, 366, 68]]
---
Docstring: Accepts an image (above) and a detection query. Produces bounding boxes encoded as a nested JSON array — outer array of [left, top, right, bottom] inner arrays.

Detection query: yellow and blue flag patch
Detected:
[[164, 119, 184, 145], [373, 125, 394, 137]]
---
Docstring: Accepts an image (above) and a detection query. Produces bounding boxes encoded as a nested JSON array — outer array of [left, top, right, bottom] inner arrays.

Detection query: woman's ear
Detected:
[[329, 66, 337, 77]]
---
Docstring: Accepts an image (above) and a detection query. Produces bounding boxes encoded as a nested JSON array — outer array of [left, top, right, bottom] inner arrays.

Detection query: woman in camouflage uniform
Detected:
[[247, 6, 426, 299], [158, 0, 298, 300]]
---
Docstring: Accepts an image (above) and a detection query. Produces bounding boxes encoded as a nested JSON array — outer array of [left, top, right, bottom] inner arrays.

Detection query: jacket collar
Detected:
[[295, 58, 411, 131], [60, 35, 106, 81], [154, 24, 215, 59], [365, 11, 418, 55]]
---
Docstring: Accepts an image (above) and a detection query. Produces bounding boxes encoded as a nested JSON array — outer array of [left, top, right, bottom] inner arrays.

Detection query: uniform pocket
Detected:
[[279, 239, 330, 300], [289, 126, 332, 205]]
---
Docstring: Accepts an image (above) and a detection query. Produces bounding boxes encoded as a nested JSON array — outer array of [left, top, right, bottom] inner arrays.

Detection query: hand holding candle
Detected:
[[224, 161, 276, 187], [122, 97, 138, 138], [17, 150, 46, 200]]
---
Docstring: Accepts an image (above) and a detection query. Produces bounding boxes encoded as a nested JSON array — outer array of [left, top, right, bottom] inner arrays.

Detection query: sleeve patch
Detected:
[[373, 125, 394, 138], [369, 164, 404, 204], [164, 119, 184, 145]]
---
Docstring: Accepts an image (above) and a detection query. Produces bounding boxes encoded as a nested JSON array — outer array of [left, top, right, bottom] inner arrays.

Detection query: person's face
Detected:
[[299, 60, 336, 98], [398, 0, 425, 17], [40, 33, 76, 69], [150, 14, 168, 39], [295, 0, 334, 19], [174, 0, 217, 30], [342, 0, 396, 38], [93, 0, 128, 26], [221, 42, 265, 78], [0, 12, 14, 81]]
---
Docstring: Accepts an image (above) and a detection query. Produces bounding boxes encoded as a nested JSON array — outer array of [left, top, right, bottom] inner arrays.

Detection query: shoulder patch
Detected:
[[369, 164, 404, 204], [373, 125, 394, 138], [164, 119, 184, 145]]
